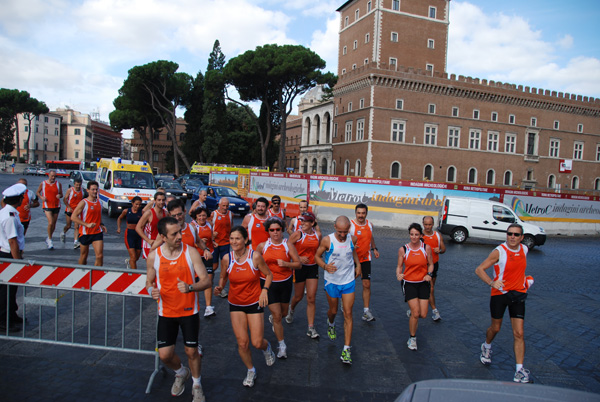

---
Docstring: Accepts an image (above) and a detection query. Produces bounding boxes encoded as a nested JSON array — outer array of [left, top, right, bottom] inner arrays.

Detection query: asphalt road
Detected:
[[1, 172, 599, 401]]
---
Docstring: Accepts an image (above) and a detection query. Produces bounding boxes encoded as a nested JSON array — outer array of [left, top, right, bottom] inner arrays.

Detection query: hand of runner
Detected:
[[177, 278, 189, 294], [323, 262, 337, 273]]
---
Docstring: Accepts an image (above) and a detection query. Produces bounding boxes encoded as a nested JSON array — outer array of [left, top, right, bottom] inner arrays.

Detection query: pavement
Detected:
[[1, 173, 599, 401]]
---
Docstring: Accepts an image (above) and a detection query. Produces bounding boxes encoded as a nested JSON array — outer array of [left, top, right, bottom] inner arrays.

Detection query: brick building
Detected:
[[307, 0, 600, 193], [90, 120, 122, 161]]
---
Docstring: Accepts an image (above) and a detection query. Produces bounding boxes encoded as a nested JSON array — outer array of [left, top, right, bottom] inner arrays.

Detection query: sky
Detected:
[[1, 0, 599, 131]]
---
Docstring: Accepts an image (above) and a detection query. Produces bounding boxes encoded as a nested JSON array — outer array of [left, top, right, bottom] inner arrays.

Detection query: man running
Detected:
[[36, 169, 63, 249], [242, 197, 269, 251], [210, 197, 233, 298], [146, 216, 211, 401], [70, 181, 106, 266], [287, 200, 321, 237], [61, 177, 84, 249], [16, 178, 39, 235], [422, 215, 445, 321], [268, 195, 285, 219], [189, 189, 208, 217], [136, 192, 167, 259], [315, 216, 361, 365], [475, 223, 533, 384], [350, 203, 379, 322]]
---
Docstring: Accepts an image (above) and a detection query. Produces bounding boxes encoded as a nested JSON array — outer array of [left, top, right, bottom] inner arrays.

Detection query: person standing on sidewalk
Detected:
[[61, 177, 84, 249], [36, 169, 63, 250], [146, 216, 211, 401], [15, 178, 39, 236], [475, 223, 533, 384], [349, 203, 380, 322], [0, 183, 27, 332], [421, 215, 445, 321], [397, 222, 433, 351], [315, 216, 361, 365], [70, 181, 106, 266]]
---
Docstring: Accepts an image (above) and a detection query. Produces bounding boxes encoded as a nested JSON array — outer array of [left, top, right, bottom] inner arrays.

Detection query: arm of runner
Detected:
[[286, 218, 295, 235], [36, 182, 45, 204], [438, 232, 446, 254], [30, 193, 40, 209], [145, 250, 160, 300], [116, 208, 127, 234], [63, 188, 71, 210], [214, 253, 230, 296], [241, 214, 250, 229], [424, 244, 434, 282], [135, 210, 152, 244], [69, 200, 89, 228], [57, 182, 63, 199], [352, 235, 362, 279], [142, 200, 154, 213], [396, 246, 406, 281], [281, 242, 302, 270], [315, 236, 336, 274], [370, 233, 380, 259], [178, 247, 211, 294], [475, 249, 503, 289], [254, 251, 272, 308], [188, 201, 198, 217]]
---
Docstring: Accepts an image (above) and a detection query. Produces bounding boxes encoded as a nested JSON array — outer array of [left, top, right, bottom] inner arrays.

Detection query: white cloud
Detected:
[[309, 16, 339, 74], [557, 34, 573, 50]]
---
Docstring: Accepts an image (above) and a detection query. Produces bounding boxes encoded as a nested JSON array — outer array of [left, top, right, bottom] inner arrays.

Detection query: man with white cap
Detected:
[[0, 183, 27, 332]]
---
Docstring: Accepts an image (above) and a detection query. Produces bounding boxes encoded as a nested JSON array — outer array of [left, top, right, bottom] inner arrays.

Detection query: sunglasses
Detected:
[[171, 212, 184, 218], [506, 232, 522, 237], [269, 228, 282, 232]]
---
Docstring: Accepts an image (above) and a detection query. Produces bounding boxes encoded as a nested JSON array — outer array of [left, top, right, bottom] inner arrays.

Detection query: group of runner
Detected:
[[4, 173, 534, 400]]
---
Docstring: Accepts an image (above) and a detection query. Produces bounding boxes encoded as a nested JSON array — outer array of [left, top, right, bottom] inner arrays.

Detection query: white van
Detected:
[[439, 196, 546, 249], [96, 158, 157, 217]]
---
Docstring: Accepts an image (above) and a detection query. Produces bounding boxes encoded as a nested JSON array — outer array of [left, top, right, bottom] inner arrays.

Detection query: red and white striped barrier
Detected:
[[0, 261, 149, 296]]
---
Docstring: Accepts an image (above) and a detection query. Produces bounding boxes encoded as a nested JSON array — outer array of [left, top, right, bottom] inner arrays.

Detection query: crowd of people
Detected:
[[0, 173, 534, 401]]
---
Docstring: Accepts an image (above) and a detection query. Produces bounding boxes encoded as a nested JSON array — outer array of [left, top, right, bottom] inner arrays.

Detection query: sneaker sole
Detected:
[[480, 358, 491, 365]]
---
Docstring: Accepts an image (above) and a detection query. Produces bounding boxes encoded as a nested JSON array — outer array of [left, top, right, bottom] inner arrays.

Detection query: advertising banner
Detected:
[[249, 175, 309, 201], [506, 194, 600, 222]]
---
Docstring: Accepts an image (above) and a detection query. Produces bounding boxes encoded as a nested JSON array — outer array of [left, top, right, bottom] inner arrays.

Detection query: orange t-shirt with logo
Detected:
[[78, 199, 102, 236], [422, 231, 442, 264], [261, 239, 292, 282], [227, 250, 262, 307], [491, 243, 528, 296], [350, 219, 374, 263], [154, 244, 198, 317]]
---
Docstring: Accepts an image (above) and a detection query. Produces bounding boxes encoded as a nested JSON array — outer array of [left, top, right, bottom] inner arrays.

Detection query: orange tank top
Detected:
[[492, 243, 528, 296], [65, 188, 84, 210], [403, 242, 428, 282], [295, 230, 320, 265], [78, 198, 102, 236], [195, 222, 214, 253], [350, 219, 374, 263], [211, 210, 232, 246], [261, 239, 292, 282], [41, 180, 61, 208], [422, 231, 441, 263], [248, 214, 268, 250], [180, 223, 198, 249], [17, 190, 32, 222], [154, 244, 198, 317], [227, 250, 262, 306]]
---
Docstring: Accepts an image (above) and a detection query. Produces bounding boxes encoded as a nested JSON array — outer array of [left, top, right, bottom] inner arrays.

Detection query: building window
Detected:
[[355, 9, 359, 20], [428, 104, 436, 114], [364, 58, 369, 65], [505, 133, 516, 153], [345, 121, 353, 142], [424, 164, 433, 181], [44, 116, 48, 123], [578, 124, 584, 133], [153, 130, 160, 140], [344, 16, 349, 27], [530, 117, 537, 127], [548, 174, 556, 189], [367, 1, 372, 12], [504, 171, 512, 186], [549, 139, 560, 158], [424, 124, 437, 145], [573, 141, 584, 160], [343, 46, 347, 55], [356, 119, 365, 140], [468, 168, 477, 184], [491, 112, 498, 122], [553, 120, 559, 130], [473, 109, 480, 120], [355, 160, 362, 176], [44, 127, 48, 135], [365, 33, 370, 43], [75, 139, 79, 145], [469, 129, 481, 150], [526, 132, 538, 155], [427, 39, 434, 49], [352, 64, 357, 70], [508, 114, 515, 124], [152, 151, 159, 162], [447, 166, 456, 182], [596, 144, 600, 161], [74, 128, 81, 135], [392, 0, 399, 11], [572, 176, 579, 189], [341, 69, 346, 74], [487, 131, 499, 152], [595, 178, 600, 190], [452, 107, 459, 117], [429, 6, 436, 18], [344, 160, 350, 175], [74, 151, 79, 158], [35, 142, 38, 150], [391, 120, 405, 142], [391, 162, 401, 179], [390, 58, 397, 67], [54, 128, 58, 136], [24, 126, 29, 132], [391, 32, 398, 42], [448, 127, 460, 148], [353, 40, 358, 50], [54, 118, 59, 124], [426, 64, 434, 74], [348, 102, 353, 112], [396, 99, 404, 110], [333, 123, 338, 138], [359, 98, 364, 108], [486, 169, 495, 185]]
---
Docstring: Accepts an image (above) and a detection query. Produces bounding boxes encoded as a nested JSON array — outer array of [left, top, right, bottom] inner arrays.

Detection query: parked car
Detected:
[[178, 173, 209, 188], [69, 170, 97, 189], [154, 173, 177, 181], [182, 179, 203, 194], [438, 196, 546, 249], [191, 185, 250, 216], [36, 167, 46, 176], [23, 167, 38, 175], [156, 179, 190, 201]]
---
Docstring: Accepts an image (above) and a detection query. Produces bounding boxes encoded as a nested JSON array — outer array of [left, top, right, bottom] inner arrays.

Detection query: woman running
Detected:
[[191, 207, 217, 318], [116, 196, 143, 269], [397, 222, 434, 351], [256, 217, 301, 359], [214, 226, 275, 388], [286, 211, 321, 339]]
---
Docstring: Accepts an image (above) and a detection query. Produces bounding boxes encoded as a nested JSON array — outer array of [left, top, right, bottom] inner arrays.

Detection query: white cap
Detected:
[[2, 183, 27, 198]]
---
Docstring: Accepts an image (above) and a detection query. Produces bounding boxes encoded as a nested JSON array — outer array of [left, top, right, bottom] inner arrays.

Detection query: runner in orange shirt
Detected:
[[210, 197, 233, 298], [70, 181, 106, 266], [16, 178, 39, 235], [242, 197, 269, 250], [136, 192, 167, 259], [475, 223, 532, 384], [191, 206, 217, 318], [36, 169, 63, 249], [267, 195, 286, 220], [422, 215, 445, 321], [287, 200, 321, 238], [146, 216, 211, 401], [61, 177, 84, 249]]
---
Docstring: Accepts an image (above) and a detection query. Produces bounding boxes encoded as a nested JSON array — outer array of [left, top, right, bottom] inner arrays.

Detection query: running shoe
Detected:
[[327, 322, 336, 341], [46, 238, 54, 250], [480, 343, 492, 365], [60, 232, 65, 243], [192, 385, 206, 402], [513, 368, 531, 383], [243, 370, 256, 387], [204, 306, 215, 317], [263, 342, 275, 366], [219, 289, 228, 298], [73, 241, 80, 249], [340, 348, 352, 364], [362, 310, 375, 322], [407, 337, 417, 350], [406, 309, 411, 318], [285, 306, 294, 324], [306, 326, 320, 339], [277, 344, 287, 359], [171, 367, 190, 396], [432, 309, 441, 322]]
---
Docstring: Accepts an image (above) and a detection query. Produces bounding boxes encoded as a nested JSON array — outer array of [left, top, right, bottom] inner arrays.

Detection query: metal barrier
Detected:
[[0, 258, 161, 394]]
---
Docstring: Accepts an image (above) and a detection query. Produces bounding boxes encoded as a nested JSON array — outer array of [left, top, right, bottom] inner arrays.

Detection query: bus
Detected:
[[45, 160, 84, 177]]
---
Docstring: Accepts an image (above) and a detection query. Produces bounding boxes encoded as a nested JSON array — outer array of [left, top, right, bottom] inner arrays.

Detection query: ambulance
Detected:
[[96, 158, 157, 217]]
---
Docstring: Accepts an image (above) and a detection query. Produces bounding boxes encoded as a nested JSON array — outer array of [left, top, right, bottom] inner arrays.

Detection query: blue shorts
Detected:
[[324, 281, 355, 299], [213, 244, 230, 265]]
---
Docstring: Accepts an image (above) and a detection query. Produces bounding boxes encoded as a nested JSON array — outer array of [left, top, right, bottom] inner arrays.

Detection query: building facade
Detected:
[[91, 120, 123, 161], [13, 112, 62, 163], [333, 0, 600, 193], [54, 108, 93, 163], [130, 118, 186, 174]]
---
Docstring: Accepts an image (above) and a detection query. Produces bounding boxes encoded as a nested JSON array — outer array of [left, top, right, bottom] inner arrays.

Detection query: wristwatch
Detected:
[[188, 284, 194, 293], [427, 272, 433, 276]]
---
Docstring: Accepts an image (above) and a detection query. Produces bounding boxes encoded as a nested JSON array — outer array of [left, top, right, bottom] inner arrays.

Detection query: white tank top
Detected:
[[322, 233, 355, 286]]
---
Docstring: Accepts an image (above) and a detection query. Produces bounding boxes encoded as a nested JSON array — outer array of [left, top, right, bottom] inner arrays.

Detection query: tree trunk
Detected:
[[278, 91, 287, 172], [14, 117, 20, 163]]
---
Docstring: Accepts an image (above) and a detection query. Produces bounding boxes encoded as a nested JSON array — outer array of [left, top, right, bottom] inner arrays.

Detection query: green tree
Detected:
[[224, 44, 331, 169], [0, 89, 37, 162], [183, 71, 205, 163], [202, 40, 227, 163], [22, 98, 49, 163]]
